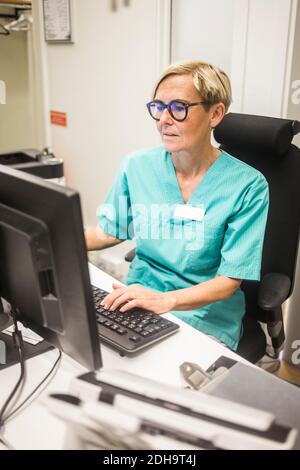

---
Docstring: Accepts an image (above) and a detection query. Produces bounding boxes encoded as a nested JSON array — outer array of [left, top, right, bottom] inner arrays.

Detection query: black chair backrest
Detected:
[[214, 113, 300, 322]]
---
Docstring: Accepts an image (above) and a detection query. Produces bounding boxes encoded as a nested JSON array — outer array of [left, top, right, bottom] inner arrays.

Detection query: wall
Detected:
[[0, 15, 34, 153], [284, 0, 300, 358], [244, 0, 293, 117], [171, 0, 296, 118], [171, 0, 234, 75], [231, 0, 295, 117], [36, 0, 162, 228], [287, 0, 300, 147]]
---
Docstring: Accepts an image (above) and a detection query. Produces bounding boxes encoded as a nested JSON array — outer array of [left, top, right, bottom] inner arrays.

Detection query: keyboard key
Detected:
[[100, 310, 110, 317], [133, 327, 143, 334], [140, 331, 151, 337], [116, 327, 127, 335], [110, 324, 120, 332], [129, 336, 141, 342], [153, 325, 163, 332]]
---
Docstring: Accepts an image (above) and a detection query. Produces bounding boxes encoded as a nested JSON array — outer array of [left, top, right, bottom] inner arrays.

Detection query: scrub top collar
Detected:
[[164, 150, 225, 205]]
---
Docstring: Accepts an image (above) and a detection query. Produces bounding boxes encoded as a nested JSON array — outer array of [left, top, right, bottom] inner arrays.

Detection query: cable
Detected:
[[5, 350, 62, 423], [0, 435, 15, 451], [0, 23, 9, 35], [0, 315, 26, 428], [0, 347, 61, 451], [257, 355, 281, 373], [0, 302, 61, 432]]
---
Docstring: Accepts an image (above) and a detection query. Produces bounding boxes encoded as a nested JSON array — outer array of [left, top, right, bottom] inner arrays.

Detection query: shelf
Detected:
[[0, 1, 31, 14], [0, 1, 31, 7]]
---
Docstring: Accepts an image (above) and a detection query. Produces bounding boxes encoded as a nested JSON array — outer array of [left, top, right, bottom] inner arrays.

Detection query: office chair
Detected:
[[125, 113, 300, 363]]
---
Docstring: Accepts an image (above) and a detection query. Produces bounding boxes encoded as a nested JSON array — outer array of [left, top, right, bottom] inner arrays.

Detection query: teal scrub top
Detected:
[[98, 146, 269, 350]]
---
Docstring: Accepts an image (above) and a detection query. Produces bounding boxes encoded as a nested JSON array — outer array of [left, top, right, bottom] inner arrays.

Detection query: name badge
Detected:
[[174, 204, 205, 222]]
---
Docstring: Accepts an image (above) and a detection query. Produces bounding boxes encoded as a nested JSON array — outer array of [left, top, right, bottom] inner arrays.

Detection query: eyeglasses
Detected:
[[146, 100, 205, 122]]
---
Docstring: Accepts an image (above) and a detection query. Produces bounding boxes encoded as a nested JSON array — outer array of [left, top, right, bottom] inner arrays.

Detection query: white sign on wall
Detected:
[[0, 80, 6, 105], [43, 0, 73, 43]]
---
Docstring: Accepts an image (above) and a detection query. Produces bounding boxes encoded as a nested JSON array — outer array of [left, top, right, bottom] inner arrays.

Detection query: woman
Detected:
[[85, 61, 269, 350]]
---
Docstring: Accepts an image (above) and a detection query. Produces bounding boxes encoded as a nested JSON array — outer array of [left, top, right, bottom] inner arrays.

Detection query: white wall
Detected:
[[284, 0, 300, 358], [0, 24, 34, 152], [171, 0, 234, 75], [287, 0, 300, 147], [171, 0, 296, 118], [36, 0, 162, 227], [244, 0, 293, 117], [231, 0, 296, 117]]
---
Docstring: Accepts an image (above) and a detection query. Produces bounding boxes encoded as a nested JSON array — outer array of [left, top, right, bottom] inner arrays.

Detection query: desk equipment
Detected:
[[204, 360, 300, 449], [0, 165, 179, 371], [45, 369, 297, 450], [92, 285, 179, 354], [0, 148, 64, 184]]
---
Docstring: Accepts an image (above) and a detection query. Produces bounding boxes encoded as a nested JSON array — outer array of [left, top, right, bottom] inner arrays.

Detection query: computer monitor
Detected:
[[0, 164, 102, 371]]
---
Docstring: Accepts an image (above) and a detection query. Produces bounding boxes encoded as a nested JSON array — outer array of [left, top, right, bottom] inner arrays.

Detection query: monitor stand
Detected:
[[0, 300, 53, 370], [0, 332, 53, 370]]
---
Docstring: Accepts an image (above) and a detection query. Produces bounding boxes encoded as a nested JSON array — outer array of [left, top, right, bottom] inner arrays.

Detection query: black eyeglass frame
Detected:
[[146, 99, 206, 122]]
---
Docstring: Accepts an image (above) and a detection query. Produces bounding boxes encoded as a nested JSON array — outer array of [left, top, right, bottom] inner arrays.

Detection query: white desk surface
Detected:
[[0, 264, 247, 450]]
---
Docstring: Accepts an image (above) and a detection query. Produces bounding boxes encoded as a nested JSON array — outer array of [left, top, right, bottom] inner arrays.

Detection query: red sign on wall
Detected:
[[50, 110, 67, 127]]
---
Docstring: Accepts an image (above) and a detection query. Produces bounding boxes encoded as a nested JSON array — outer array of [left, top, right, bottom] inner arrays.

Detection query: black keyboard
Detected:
[[92, 285, 180, 354]]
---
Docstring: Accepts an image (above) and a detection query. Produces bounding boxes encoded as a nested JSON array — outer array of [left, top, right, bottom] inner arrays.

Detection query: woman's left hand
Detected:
[[101, 283, 176, 314]]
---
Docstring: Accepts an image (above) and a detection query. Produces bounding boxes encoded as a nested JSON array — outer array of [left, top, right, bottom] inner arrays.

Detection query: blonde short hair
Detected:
[[153, 60, 232, 112]]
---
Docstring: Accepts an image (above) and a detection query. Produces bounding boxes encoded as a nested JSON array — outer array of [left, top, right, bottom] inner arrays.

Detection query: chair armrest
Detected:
[[258, 273, 291, 311], [125, 248, 136, 262]]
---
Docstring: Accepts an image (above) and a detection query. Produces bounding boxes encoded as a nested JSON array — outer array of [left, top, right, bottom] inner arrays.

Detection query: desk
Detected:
[[0, 264, 249, 450]]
